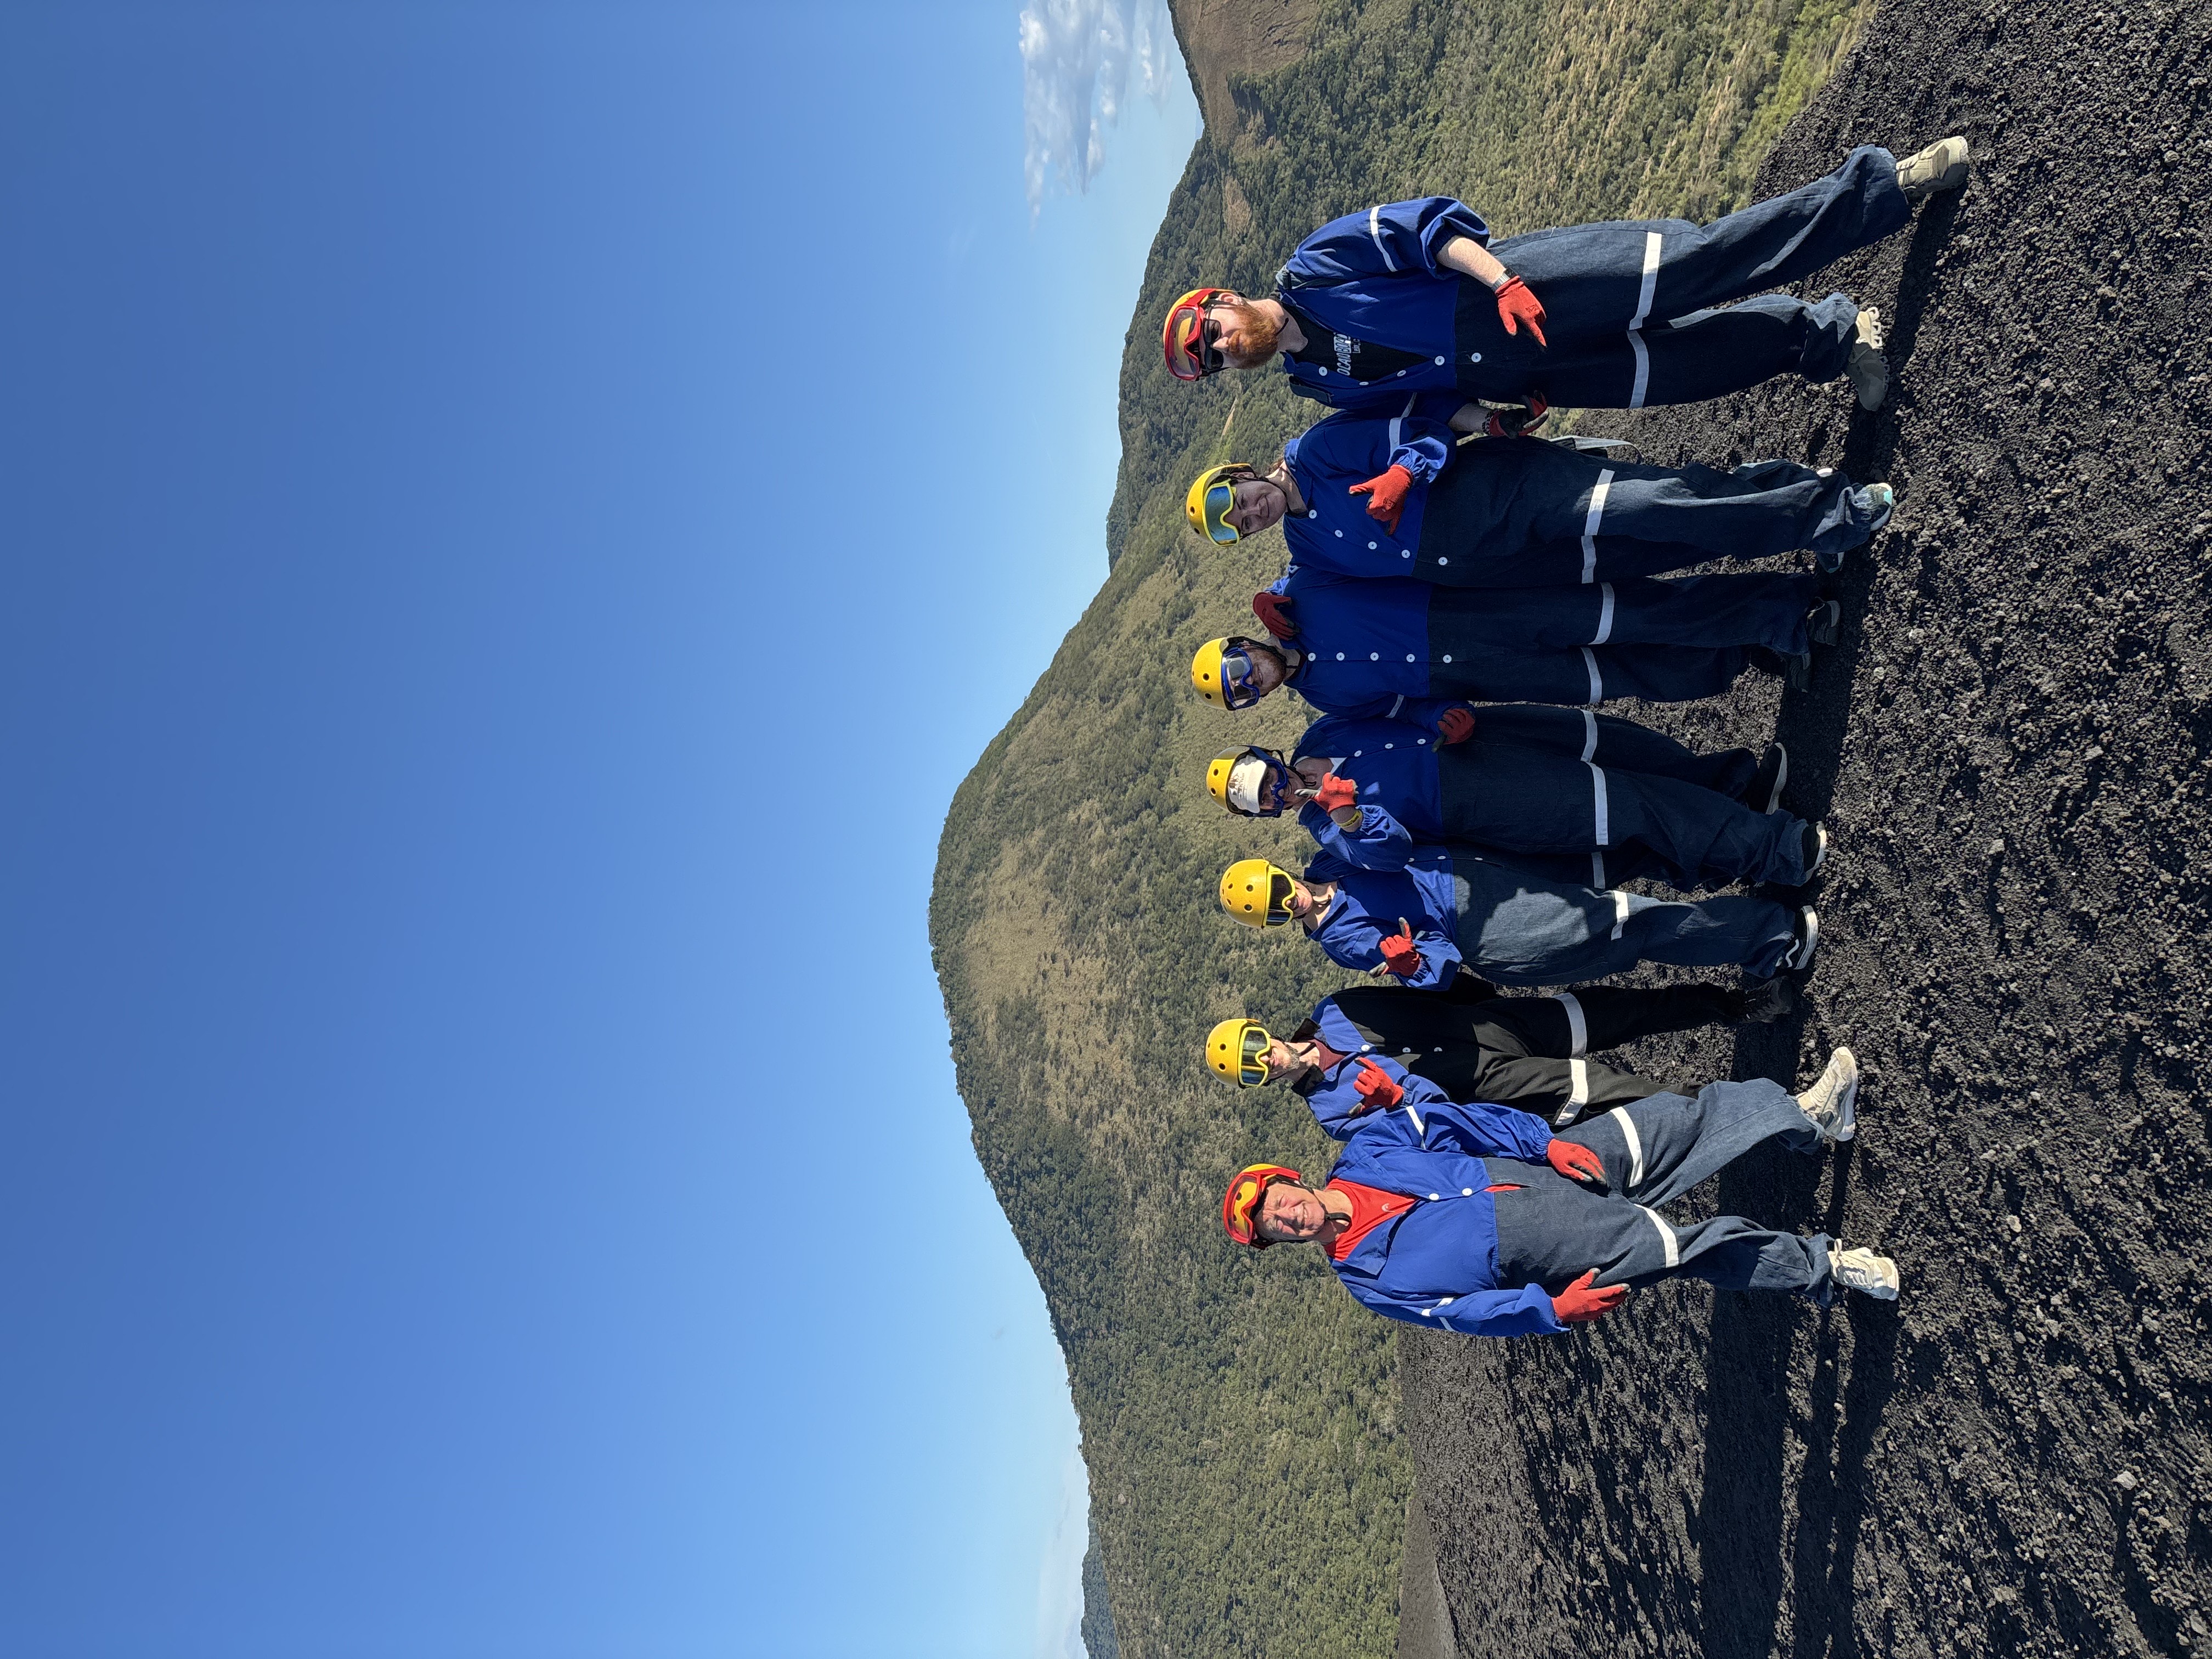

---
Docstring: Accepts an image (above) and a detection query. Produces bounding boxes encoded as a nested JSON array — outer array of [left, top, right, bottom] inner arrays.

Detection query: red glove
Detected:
[[1376, 922, 1422, 978], [1484, 391, 1550, 439], [1311, 773, 1359, 814], [1545, 1139, 1607, 1184], [1347, 464, 1414, 534], [1552, 1269, 1627, 1324], [1435, 707, 1476, 745], [1351, 1058, 1403, 1110], [1494, 275, 1549, 347], [1252, 590, 1297, 640]]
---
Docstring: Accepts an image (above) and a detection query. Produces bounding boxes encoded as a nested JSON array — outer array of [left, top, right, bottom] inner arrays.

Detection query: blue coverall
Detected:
[[1282, 393, 1880, 586], [1310, 1073, 1838, 1336], [1267, 146, 1910, 413], [1268, 562, 1815, 714], [1296, 820, 1801, 986], [1293, 709, 1812, 889]]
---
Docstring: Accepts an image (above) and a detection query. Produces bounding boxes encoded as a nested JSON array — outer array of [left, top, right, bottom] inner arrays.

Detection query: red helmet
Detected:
[[1222, 1163, 1302, 1248], [1163, 287, 1231, 381]]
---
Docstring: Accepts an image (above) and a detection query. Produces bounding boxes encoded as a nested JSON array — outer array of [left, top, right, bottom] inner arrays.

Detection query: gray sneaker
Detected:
[[1895, 136, 1971, 202], [1796, 1045, 1858, 1140], [1848, 308, 1888, 411], [1832, 1245, 1900, 1300]]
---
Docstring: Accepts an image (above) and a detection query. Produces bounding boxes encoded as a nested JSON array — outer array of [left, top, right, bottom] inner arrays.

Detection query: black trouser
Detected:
[[1298, 981, 1737, 1127]]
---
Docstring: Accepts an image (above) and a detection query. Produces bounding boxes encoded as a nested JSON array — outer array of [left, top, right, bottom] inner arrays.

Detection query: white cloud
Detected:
[[1032, 1439, 1091, 1659], [1020, 0, 1173, 216]]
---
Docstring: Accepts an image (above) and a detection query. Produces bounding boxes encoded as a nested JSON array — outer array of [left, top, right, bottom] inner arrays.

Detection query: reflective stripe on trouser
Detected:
[[1450, 146, 1909, 408], [1413, 445, 1875, 587], [1447, 854, 1801, 984]]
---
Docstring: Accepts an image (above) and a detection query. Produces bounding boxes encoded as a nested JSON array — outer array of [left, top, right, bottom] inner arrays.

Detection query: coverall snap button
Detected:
[[1385, 742, 1394, 749], [1405, 654, 1415, 662], [1401, 550, 1412, 558], [1335, 529, 1344, 537], [1462, 1188, 1474, 1196], [1432, 356, 1445, 365], [1469, 352, 1482, 363], [1335, 652, 1345, 661], [1427, 1193, 1441, 1200], [1442, 654, 1453, 663], [1369, 652, 1379, 661], [1436, 557, 1448, 565], [1368, 541, 1377, 549], [1307, 510, 1318, 518], [1396, 370, 1407, 377]]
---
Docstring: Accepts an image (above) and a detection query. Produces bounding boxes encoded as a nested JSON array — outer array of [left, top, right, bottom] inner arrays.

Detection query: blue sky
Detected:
[[0, 4, 1198, 1656]]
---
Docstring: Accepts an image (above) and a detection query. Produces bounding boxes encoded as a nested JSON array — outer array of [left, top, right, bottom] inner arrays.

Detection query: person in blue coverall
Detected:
[[1218, 1051, 1900, 1336], [1184, 392, 1893, 585], [1161, 139, 1968, 414], [1207, 706, 1823, 890], [1189, 556, 1836, 719], [1202, 976, 1796, 1132], [1215, 826, 1819, 988]]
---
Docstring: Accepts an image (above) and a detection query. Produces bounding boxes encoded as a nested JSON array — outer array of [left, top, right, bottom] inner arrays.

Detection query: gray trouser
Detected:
[[1488, 1079, 1835, 1302]]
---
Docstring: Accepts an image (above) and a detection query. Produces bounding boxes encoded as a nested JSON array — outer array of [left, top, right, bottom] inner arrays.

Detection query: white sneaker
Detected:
[[1796, 1045, 1858, 1141], [1848, 308, 1888, 411], [1895, 136, 1971, 202], [1832, 1245, 1900, 1300]]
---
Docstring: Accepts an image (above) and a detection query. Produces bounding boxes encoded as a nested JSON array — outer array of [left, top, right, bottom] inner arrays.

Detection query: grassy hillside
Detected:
[[930, 1, 1876, 1653]]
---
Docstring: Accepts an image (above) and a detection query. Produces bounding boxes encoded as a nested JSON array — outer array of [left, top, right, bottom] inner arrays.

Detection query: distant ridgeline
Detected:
[[929, 0, 1874, 1653]]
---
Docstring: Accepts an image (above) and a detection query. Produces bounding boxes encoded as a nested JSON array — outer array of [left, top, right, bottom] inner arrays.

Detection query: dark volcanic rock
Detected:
[[1401, 1, 2212, 1654]]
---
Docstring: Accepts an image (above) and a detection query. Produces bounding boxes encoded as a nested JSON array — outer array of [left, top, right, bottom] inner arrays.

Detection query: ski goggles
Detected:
[[1229, 1020, 1272, 1086], [1218, 641, 1268, 710], [1227, 751, 1291, 816], [1163, 287, 1230, 381]]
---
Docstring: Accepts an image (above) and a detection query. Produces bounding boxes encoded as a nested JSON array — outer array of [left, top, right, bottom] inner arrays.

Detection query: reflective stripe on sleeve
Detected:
[[1579, 470, 1613, 584], [1581, 646, 1603, 706], [1626, 232, 1662, 409], [1639, 1205, 1680, 1267], [1369, 206, 1398, 273], [1587, 763, 1611, 846], [1579, 708, 1599, 762], [1610, 888, 1631, 941]]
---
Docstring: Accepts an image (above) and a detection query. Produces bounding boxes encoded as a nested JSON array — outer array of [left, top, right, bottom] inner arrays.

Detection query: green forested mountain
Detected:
[[929, 2, 1874, 1653]]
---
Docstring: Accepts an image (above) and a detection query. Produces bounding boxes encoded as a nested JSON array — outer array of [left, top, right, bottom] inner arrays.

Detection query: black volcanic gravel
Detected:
[[1399, 1, 2212, 1654]]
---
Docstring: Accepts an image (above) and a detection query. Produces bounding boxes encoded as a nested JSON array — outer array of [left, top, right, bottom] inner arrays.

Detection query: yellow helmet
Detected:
[[1206, 747, 1291, 816], [1219, 858, 1295, 929], [1191, 635, 1271, 710], [1205, 1017, 1274, 1086], [1186, 464, 1253, 543]]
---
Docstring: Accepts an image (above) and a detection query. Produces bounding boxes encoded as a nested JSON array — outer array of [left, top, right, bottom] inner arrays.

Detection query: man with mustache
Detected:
[[1218, 1054, 1899, 1337], [1163, 139, 1968, 416]]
